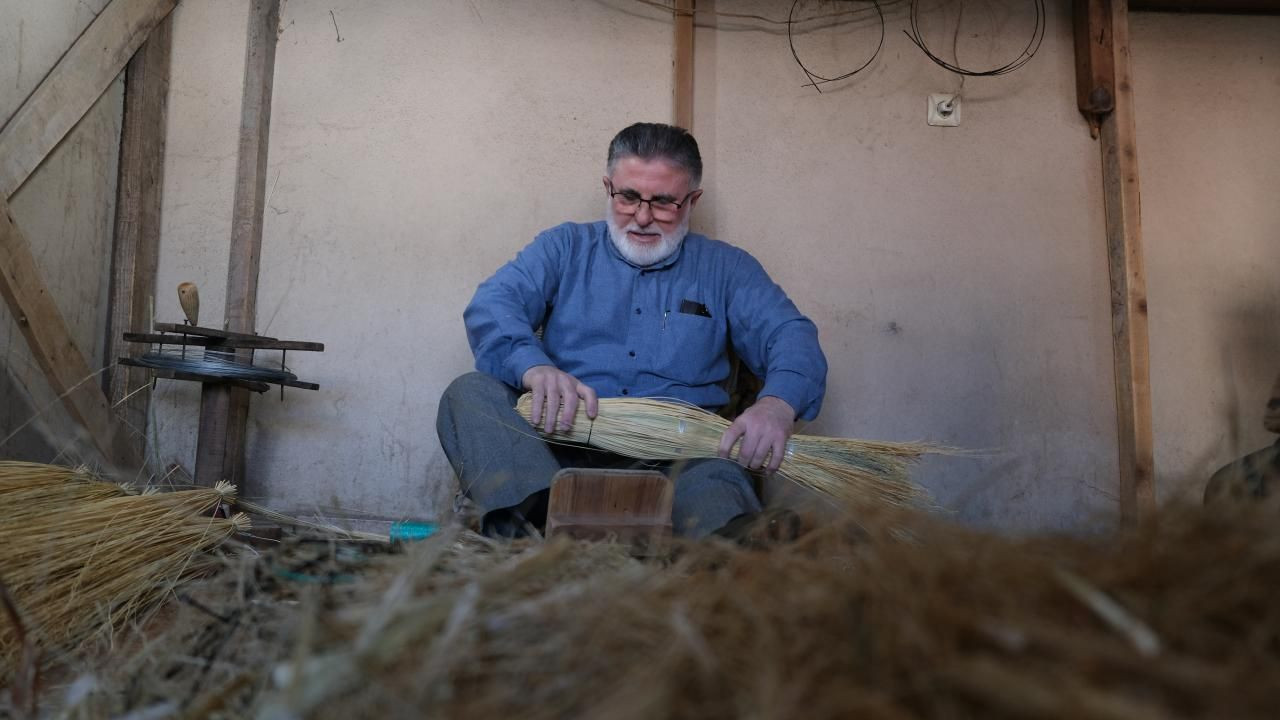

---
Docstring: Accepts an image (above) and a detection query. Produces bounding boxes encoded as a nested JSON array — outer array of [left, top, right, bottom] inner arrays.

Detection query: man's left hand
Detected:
[[718, 395, 796, 473]]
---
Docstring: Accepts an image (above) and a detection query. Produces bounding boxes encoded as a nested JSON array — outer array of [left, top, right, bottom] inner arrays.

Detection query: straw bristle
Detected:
[[515, 395, 938, 507], [0, 462, 243, 681], [59, 502, 1280, 719], [230, 512, 253, 532]]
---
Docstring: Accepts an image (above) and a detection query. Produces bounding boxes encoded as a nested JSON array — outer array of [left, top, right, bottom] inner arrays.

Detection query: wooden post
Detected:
[[1094, 0, 1156, 524], [195, 0, 280, 489], [0, 198, 142, 470], [106, 14, 173, 446], [1072, 0, 1114, 138], [673, 0, 695, 130]]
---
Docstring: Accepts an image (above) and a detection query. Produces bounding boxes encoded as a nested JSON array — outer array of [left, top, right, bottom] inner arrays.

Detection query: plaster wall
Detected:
[[154, 0, 674, 515], [1131, 13, 1280, 502], [152, 0, 1279, 529], [0, 0, 124, 464], [694, 0, 1116, 530]]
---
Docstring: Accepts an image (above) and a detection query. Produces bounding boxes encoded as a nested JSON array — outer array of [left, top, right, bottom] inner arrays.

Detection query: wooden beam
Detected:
[[106, 13, 173, 448], [1097, 0, 1156, 524], [0, 0, 178, 200], [195, 0, 281, 489], [1072, 0, 1115, 138], [1131, 0, 1280, 12], [673, 0, 695, 130], [0, 197, 142, 470]]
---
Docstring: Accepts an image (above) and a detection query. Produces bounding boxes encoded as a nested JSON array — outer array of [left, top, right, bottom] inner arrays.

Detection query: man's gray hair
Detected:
[[606, 123, 703, 188]]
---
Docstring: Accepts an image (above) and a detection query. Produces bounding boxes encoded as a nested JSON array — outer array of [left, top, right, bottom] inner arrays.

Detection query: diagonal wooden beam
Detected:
[[106, 14, 174, 449], [0, 0, 178, 200], [0, 197, 141, 470]]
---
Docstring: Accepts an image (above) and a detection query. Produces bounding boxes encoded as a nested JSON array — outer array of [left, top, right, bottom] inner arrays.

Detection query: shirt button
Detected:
[[621, 389, 629, 395], [628, 351, 636, 357], [634, 308, 642, 315]]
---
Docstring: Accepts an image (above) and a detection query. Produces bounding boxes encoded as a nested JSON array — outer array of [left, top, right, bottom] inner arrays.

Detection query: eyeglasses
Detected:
[[607, 181, 696, 221]]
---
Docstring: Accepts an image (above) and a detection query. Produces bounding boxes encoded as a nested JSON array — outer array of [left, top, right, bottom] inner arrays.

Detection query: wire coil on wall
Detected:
[[788, 0, 886, 92], [903, 0, 1046, 77]]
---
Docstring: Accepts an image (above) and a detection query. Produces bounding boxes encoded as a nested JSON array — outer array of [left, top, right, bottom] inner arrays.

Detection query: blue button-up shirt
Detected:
[[464, 221, 827, 420]]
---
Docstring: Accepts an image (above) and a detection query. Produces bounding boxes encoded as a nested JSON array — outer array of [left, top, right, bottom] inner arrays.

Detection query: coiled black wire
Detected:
[[903, 0, 1045, 77], [788, 0, 886, 93], [136, 348, 297, 383]]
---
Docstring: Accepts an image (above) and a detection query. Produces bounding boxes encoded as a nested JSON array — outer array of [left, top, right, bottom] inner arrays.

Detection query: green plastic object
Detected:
[[389, 521, 438, 542]]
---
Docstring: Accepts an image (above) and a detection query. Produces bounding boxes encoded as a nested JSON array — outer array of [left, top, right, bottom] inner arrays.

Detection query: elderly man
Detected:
[[437, 123, 827, 537]]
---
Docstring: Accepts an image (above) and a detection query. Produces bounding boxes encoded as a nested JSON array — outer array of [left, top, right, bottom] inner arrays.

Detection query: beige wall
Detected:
[[1131, 13, 1280, 502], [0, 0, 123, 464], [153, 0, 674, 515], [143, 0, 1278, 528]]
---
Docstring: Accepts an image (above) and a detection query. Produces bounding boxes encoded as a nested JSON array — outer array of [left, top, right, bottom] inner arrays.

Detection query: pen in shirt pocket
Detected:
[[663, 309, 669, 330]]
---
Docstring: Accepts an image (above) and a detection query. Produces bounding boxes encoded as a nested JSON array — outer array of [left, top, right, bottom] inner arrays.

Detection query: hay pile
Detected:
[[22, 501, 1280, 719]]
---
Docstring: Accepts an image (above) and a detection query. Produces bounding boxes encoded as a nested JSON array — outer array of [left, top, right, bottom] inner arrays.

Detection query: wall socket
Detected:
[[927, 93, 961, 127]]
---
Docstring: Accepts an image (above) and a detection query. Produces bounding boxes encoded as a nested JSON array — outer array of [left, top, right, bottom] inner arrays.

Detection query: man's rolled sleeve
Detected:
[[760, 368, 825, 422], [505, 344, 554, 390]]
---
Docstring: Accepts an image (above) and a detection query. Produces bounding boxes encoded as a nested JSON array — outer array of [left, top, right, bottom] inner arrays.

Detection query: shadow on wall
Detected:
[[0, 364, 58, 462], [1168, 295, 1280, 502]]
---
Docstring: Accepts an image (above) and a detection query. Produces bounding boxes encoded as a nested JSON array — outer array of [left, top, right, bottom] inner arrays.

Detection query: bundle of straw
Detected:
[[0, 461, 248, 681], [515, 395, 936, 507]]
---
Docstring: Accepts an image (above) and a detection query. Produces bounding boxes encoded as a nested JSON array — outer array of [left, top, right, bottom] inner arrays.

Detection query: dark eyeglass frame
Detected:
[[606, 181, 697, 216]]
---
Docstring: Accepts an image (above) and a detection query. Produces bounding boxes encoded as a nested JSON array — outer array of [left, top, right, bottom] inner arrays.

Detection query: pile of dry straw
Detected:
[[12, 491, 1279, 719]]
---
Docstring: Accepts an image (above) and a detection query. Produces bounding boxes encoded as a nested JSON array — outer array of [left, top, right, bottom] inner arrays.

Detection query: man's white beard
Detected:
[[605, 200, 689, 267]]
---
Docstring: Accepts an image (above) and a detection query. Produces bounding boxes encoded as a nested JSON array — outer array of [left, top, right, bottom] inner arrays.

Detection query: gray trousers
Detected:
[[435, 372, 762, 538]]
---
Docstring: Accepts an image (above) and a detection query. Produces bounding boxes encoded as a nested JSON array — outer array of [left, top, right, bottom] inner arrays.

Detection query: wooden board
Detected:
[[1098, 0, 1156, 524], [1131, 0, 1280, 11], [547, 468, 674, 545], [1073, 0, 1115, 135], [155, 322, 280, 341], [197, 0, 281, 489], [673, 0, 695, 130], [107, 13, 173, 447], [0, 0, 178, 199], [0, 198, 141, 470], [125, 331, 324, 352], [118, 358, 320, 392]]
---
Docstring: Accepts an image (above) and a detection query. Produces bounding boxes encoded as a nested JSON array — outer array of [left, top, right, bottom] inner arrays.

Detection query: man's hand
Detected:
[[718, 395, 796, 473], [522, 365, 599, 434]]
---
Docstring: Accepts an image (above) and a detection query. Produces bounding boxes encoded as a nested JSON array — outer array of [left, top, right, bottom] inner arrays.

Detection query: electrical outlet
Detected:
[[927, 93, 961, 127]]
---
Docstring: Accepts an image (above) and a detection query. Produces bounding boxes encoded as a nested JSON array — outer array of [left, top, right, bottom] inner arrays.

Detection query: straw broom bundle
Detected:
[[0, 461, 130, 509], [515, 395, 936, 507], [0, 462, 248, 679]]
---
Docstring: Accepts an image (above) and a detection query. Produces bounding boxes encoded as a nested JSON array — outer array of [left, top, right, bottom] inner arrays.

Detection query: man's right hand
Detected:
[[521, 365, 599, 434]]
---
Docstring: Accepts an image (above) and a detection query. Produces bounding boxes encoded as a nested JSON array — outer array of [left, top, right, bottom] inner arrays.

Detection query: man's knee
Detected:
[[674, 457, 753, 486], [437, 372, 514, 446], [441, 371, 512, 406]]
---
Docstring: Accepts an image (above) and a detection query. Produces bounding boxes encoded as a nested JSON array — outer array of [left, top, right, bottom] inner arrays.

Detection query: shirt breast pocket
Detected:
[[657, 311, 725, 381]]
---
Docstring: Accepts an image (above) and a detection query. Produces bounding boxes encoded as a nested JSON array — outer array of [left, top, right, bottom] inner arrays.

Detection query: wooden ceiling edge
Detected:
[[1130, 0, 1280, 14]]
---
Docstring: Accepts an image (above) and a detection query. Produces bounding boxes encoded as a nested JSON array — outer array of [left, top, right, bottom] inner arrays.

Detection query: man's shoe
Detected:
[[712, 508, 803, 549]]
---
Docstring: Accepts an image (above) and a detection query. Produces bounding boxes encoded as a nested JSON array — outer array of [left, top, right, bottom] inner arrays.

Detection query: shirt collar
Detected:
[[597, 221, 686, 271]]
